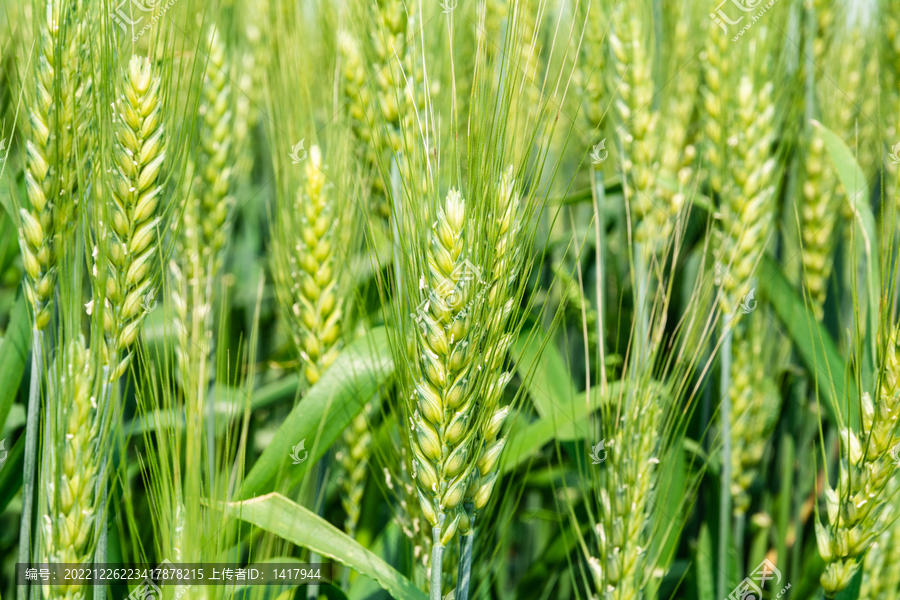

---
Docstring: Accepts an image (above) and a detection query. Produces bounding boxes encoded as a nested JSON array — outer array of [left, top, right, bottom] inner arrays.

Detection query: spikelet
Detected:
[[408, 189, 480, 546], [818, 328, 900, 594], [41, 337, 98, 600], [272, 145, 345, 384], [859, 478, 900, 600], [93, 56, 166, 378]]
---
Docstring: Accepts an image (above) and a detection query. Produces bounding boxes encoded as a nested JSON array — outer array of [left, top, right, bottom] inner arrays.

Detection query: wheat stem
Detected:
[[17, 329, 43, 600], [456, 505, 475, 600], [718, 319, 733, 600]]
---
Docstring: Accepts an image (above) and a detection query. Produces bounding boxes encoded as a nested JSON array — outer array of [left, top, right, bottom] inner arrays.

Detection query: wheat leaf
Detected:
[[812, 119, 879, 377], [0, 293, 30, 433], [224, 492, 427, 600], [759, 255, 857, 427]]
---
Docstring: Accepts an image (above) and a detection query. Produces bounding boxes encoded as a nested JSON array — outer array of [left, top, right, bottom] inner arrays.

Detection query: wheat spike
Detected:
[[727, 316, 783, 515], [608, 0, 665, 247], [818, 328, 900, 594], [40, 336, 98, 600], [409, 189, 481, 548], [272, 145, 344, 384], [459, 168, 519, 528], [19, 0, 69, 331], [171, 30, 235, 386], [93, 55, 166, 379]]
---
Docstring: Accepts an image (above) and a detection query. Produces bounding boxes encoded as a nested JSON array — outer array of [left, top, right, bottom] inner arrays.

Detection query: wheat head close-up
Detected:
[[5, 1, 900, 600]]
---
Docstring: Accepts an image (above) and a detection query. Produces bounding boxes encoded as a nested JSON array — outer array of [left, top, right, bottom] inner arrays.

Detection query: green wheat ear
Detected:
[[41, 335, 99, 600], [272, 144, 346, 385], [92, 55, 166, 379], [818, 328, 900, 594], [409, 189, 478, 546]]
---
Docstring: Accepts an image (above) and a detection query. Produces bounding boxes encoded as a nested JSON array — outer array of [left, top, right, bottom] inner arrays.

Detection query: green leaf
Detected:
[[759, 255, 857, 427], [239, 327, 393, 499], [812, 120, 879, 374], [501, 382, 623, 474], [224, 493, 427, 600], [0, 293, 31, 433], [0, 433, 25, 513], [510, 327, 577, 420]]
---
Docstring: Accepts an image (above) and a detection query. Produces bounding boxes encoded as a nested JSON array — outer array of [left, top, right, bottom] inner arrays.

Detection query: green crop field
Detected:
[[0, 1, 896, 599]]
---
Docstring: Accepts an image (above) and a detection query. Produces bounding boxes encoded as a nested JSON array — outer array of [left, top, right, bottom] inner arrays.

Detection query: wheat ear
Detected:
[[410, 190, 481, 577], [172, 30, 234, 387], [40, 337, 98, 600], [20, 0, 68, 331], [93, 55, 166, 379], [859, 478, 900, 599], [608, 0, 664, 246], [817, 329, 900, 594], [272, 145, 344, 384]]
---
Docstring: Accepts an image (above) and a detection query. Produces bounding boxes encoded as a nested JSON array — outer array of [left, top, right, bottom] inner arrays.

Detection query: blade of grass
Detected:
[[224, 492, 427, 600]]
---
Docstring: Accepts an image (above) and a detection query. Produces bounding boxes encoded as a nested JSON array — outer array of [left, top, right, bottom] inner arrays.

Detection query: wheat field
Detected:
[[0, 1, 899, 599]]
